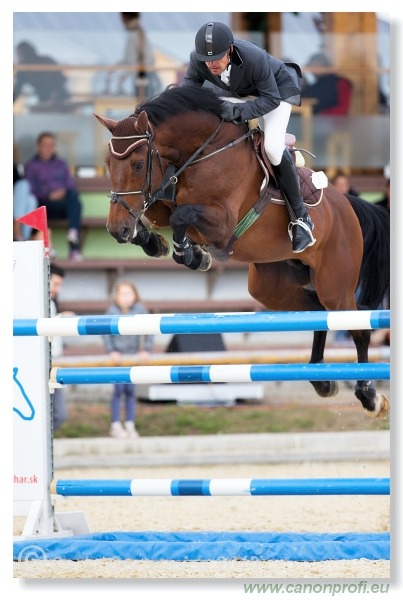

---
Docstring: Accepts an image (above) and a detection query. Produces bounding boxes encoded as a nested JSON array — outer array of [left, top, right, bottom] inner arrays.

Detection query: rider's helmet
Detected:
[[195, 22, 234, 61]]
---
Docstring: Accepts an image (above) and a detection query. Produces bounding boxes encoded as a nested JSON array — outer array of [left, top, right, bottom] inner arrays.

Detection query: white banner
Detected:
[[13, 241, 51, 516]]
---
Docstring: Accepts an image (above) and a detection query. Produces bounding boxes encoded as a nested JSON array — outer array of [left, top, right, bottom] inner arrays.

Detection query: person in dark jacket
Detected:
[[301, 52, 353, 115], [182, 21, 315, 253], [14, 41, 70, 104]]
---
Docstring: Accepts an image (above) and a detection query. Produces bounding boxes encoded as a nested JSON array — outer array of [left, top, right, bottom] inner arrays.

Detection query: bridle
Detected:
[[108, 119, 258, 221], [108, 130, 165, 219]]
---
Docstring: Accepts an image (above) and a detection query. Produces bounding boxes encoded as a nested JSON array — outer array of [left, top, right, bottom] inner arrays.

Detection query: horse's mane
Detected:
[[133, 85, 224, 125]]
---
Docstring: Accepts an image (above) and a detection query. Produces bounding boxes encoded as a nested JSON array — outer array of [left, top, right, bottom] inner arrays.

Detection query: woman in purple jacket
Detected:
[[24, 131, 83, 260], [182, 22, 315, 253]]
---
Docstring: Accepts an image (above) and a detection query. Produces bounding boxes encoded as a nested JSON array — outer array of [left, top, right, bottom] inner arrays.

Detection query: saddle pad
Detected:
[[251, 131, 323, 206]]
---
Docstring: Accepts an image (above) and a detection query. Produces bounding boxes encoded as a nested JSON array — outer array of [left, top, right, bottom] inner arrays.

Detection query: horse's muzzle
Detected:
[[107, 224, 138, 244]]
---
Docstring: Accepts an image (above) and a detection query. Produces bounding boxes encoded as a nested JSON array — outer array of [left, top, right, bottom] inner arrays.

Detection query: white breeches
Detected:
[[222, 97, 291, 166]]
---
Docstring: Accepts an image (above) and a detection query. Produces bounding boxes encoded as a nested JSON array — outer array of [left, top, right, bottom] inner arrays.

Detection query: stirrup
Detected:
[[287, 218, 316, 252]]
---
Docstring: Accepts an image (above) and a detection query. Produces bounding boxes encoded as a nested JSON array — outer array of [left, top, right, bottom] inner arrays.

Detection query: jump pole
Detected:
[[14, 309, 390, 337], [50, 362, 390, 386], [54, 477, 390, 497]]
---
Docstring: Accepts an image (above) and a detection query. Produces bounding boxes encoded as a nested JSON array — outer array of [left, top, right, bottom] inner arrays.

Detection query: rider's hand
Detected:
[[220, 102, 243, 123]]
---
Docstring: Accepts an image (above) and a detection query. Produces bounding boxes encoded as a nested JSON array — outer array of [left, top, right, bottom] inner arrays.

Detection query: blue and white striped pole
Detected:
[[50, 362, 390, 385], [14, 310, 390, 337], [54, 477, 390, 497]]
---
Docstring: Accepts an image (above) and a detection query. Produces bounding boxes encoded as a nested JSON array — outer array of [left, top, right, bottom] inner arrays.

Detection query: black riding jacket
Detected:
[[182, 39, 302, 121]]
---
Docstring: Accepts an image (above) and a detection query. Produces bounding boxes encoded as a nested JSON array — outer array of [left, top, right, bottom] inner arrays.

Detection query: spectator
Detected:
[[49, 264, 74, 433], [13, 145, 37, 241], [374, 178, 390, 212], [104, 12, 161, 99], [330, 170, 359, 197], [13, 40, 70, 105], [301, 52, 353, 115], [24, 132, 83, 260], [103, 280, 153, 439]]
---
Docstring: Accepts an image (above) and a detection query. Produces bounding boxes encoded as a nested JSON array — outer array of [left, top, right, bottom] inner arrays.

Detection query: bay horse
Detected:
[[95, 85, 390, 417]]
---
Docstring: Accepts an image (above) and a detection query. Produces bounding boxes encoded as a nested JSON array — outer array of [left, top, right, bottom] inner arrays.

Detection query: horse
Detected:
[[94, 85, 390, 418]]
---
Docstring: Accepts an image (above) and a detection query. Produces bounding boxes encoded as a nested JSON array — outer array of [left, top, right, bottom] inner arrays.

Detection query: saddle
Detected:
[[250, 128, 325, 206]]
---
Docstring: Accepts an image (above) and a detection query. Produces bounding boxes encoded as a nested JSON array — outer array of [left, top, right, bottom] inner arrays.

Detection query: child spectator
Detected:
[[103, 280, 153, 438], [24, 132, 83, 260]]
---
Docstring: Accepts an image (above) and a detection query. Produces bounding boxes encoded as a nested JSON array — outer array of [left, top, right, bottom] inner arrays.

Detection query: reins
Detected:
[[149, 119, 225, 205], [108, 118, 259, 219]]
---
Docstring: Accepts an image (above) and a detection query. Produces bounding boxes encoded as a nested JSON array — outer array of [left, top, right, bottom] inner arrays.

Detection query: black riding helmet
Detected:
[[195, 22, 234, 61]]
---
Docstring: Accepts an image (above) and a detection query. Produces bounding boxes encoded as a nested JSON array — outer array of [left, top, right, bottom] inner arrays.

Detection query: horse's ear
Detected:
[[136, 111, 149, 134], [93, 113, 118, 133]]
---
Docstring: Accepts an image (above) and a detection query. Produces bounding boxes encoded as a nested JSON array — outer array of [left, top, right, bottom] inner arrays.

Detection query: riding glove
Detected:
[[220, 102, 243, 123]]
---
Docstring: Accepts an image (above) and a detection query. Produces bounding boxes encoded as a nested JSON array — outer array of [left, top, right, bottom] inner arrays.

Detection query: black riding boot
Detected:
[[273, 149, 316, 253]]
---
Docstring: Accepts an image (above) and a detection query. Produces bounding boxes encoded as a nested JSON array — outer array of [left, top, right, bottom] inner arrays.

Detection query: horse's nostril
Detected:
[[120, 228, 131, 242]]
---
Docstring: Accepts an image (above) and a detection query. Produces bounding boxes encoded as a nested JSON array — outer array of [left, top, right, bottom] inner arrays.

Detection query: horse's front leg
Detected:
[[131, 219, 170, 258], [170, 205, 214, 271]]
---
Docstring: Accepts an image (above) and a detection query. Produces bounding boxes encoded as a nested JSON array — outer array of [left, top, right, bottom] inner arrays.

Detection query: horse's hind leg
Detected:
[[309, 330, 339, 397], [248, 262, 338, 398], [351, 329, 389, 417]]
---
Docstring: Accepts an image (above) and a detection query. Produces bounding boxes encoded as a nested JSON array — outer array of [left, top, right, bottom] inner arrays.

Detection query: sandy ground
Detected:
[[13, 460, 390, 580]]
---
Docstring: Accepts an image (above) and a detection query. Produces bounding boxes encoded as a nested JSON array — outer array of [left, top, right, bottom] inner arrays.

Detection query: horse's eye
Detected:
[[134, 161, 144, 172]]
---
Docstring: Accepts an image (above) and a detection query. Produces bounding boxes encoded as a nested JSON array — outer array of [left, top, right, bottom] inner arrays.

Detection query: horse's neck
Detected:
[[156, 113, 221, 164]]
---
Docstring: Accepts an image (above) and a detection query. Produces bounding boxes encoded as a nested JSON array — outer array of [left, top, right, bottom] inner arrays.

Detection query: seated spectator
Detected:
[[330, 170, 359, 197], [301, 52, 353, 115], [13, 41, 70, 106], [24, 132, 83, 260], [13, 151, 37, 241]]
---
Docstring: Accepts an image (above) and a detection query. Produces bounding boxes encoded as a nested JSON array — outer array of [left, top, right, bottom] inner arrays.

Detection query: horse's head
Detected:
[[94, 111, 167, 243]]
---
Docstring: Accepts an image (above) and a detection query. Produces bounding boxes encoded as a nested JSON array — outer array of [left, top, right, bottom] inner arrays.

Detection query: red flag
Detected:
[[17, 206, 49, 251]]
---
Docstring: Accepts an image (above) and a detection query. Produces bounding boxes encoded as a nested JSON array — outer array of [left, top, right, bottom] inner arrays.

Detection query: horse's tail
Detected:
[[347, 194, 390, 309]]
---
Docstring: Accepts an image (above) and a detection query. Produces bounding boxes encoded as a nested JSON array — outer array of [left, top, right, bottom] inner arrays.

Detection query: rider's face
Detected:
[[205, 49, 231, 76]]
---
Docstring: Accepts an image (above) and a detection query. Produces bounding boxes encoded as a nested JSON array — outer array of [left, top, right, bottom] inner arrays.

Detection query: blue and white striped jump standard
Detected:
[[54, 477, 390, 497], [50, 362, 390, 385], [14, 309, 390, 337]]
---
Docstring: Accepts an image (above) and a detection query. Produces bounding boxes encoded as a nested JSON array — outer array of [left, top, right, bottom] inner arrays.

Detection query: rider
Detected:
[[182, 22, 316, 253]]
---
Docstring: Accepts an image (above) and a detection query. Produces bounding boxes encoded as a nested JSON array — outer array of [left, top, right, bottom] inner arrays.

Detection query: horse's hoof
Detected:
[[363, 394, 390, 418], [157, 236, 170, 257], [311, 380, 339, 398], [197, 251, 212, 272]]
